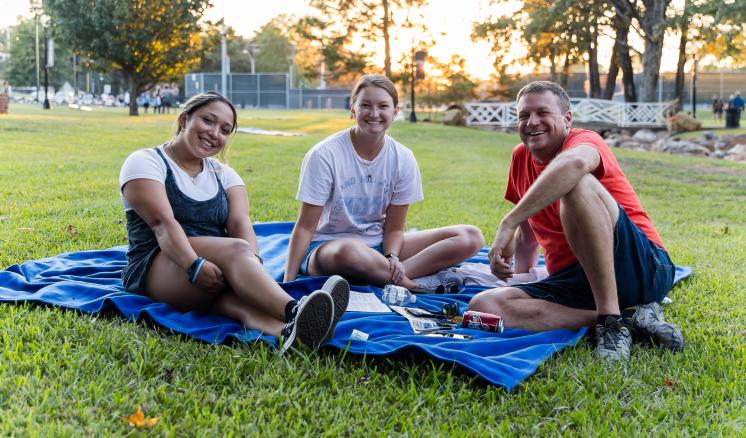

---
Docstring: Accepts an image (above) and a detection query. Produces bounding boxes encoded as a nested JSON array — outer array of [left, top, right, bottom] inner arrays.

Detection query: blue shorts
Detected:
[[514, 205, 674, 310], [299, 240, 384, 276]]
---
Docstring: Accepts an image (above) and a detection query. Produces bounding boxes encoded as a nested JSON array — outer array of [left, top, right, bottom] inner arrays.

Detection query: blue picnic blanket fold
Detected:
[[0, 221, 691, 390]]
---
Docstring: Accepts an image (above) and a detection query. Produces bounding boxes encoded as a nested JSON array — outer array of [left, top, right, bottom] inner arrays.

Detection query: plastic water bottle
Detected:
[[381, 284, 416, 306]]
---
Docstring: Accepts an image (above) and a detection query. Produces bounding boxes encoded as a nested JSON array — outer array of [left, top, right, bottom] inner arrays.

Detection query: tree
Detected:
[[418, 55, 477, 108], [198, 23, 253, 73], [6, 17, 73, 89], [608, 0, 672, 102], [45, 0, 210, 116], [306, 0, 429, 79], [472, 0, 612, 93]]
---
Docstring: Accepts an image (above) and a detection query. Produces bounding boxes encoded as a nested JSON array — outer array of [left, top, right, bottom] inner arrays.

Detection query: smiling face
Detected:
[[177, 101, 235, 159], [516, 90, 572, 162], [351, 85, 399, 136]]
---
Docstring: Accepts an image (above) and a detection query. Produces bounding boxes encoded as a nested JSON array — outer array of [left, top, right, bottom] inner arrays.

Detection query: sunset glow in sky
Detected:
[[2, 0, 688, 79]]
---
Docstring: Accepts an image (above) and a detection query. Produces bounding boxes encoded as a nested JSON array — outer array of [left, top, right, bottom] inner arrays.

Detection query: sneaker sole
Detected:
[[638, 322, 685, 352], [295, 291, 334, 350], [320, 275, 350, 343]]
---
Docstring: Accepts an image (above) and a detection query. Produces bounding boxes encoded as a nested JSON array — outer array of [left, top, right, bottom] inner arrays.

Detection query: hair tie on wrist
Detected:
[[187, 257, 206, 284]]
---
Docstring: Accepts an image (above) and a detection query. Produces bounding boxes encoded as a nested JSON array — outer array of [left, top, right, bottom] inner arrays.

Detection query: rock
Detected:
[[442, 105, 466, 126], [713, 150, 728, 159], [663, 140, 710, 157], [721, 134, 746, 148], [715, 141, 729, 151], [619, 140, 649, 150], [698, 140, 716, 152], [651, 138, 668, 152], [632, 129, 658, 143], [725, 144, 746, 162], [605, 137, 621, 148], [701, 131, 718, 142], [668, 112, 702, 132]]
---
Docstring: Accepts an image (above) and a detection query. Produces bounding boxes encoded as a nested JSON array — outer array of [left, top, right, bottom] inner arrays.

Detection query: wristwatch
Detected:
[[385, 252, 399, 262]]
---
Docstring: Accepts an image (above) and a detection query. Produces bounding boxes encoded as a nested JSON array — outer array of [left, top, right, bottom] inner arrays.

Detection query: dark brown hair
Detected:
[[176, 91, 238, 135], [350, 74, 399, 108]]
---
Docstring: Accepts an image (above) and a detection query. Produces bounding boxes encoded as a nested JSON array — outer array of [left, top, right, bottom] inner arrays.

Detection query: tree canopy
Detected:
[[44, 0, 210, 115], [6, 17, 73, 89]]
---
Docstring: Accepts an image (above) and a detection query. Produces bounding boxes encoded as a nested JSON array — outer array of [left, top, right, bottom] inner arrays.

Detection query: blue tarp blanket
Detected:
[[0, 221, 691, 390]]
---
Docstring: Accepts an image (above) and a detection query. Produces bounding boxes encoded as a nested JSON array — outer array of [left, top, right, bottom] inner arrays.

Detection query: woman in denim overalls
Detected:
[[119, 92, 349, 353]]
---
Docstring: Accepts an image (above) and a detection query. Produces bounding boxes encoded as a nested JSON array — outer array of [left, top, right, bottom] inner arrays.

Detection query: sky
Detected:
[[2, 0, 685, 80]]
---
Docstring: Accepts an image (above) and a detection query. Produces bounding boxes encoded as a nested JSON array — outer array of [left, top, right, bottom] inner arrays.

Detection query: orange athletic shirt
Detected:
[[504, 128, 665, 274]]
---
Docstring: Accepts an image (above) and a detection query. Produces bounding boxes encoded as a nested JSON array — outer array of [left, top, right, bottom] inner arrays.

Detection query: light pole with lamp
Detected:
[[42, 20, 52, 109], [244, 43, 260, 74], [409, 50, 427, 123]]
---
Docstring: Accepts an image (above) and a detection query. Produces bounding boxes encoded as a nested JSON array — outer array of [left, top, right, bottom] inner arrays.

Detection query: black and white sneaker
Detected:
[[279, 291, 334, 354], [319, 275, 350, 344], [596, 316, 632, 362], [624, 302, 684, 352]]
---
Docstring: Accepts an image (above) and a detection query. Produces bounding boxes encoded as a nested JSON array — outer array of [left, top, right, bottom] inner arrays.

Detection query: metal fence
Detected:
[[184, 73, 351, 109]]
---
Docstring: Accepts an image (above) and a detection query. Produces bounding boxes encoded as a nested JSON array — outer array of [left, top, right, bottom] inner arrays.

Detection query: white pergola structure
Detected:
[[465, 98, 675, 129]]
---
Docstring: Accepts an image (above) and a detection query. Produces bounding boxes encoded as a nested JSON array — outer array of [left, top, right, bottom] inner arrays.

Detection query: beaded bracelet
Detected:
[[186, 257, 206, 284]]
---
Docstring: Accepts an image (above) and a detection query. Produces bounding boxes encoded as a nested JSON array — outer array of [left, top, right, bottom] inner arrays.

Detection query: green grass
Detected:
[[1, 104, 745, 435]]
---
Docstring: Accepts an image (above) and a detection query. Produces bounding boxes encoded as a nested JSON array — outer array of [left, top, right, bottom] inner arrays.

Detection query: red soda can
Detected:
[[461, 310, 504, 333]]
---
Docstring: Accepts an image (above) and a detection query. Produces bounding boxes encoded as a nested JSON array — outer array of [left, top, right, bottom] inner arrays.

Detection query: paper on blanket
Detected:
[[346, 291, 391, 313], [415, 263, 549, 289]]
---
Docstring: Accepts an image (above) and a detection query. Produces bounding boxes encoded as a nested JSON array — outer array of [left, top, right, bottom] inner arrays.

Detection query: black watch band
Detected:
[[385, 252, 399, 261]]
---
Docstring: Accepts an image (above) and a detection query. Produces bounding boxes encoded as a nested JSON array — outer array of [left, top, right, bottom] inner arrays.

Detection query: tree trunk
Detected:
[[674, 0, 690, 111], [638, 0, 670, 102], [587, 22, 601, 98], [128, 74, 140, 116], [382, 0, 391, 78], [615, 13, 636, 102], [603, 41, 619, 100]]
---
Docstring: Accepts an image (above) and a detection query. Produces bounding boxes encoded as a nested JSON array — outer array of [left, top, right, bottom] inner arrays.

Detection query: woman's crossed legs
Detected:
[[307, 224, 484, 289]]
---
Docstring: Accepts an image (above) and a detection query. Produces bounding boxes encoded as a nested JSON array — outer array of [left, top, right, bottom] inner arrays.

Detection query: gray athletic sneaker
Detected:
[[624, 302, 684, 352], [596, 316, 632, 361], [279, 291, 334, 354], [319, 275, 350, 344]]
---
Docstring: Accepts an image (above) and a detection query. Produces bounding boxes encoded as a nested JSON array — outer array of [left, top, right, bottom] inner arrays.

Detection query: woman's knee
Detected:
[[326, 240, 377, 273]]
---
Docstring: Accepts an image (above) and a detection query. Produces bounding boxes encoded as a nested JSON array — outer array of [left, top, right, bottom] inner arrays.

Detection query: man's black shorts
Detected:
[[514, 205, 674, 310]]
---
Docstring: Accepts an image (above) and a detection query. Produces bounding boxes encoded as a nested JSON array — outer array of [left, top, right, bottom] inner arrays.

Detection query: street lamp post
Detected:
[[409, 50, 427, 123], [42, 27, 50, 109]]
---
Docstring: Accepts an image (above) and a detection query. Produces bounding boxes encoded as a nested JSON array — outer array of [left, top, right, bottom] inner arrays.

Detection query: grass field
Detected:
[[1, 104, 744, 435]]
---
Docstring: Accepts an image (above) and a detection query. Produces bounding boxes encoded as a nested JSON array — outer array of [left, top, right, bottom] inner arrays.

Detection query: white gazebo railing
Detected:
[[465, 98, 675, 128]]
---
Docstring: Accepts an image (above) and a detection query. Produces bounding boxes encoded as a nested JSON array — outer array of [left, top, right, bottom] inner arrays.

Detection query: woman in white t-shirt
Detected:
[[119, 92, 349, 353], [284, 74, 484, 290]]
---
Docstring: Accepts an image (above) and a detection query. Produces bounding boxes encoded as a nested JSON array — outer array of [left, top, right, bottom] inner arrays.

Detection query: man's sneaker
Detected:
[[624, 302, 684, 352], [278, 291, 333, 354], [596, 316, 632, 362], [319, 275, 350, 343]]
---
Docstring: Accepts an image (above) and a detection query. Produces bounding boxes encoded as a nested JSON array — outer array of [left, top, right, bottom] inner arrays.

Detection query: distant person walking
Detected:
[[711, 95, 724, 123], [734, 91, 745, 125], [0, 81, 9, 114]]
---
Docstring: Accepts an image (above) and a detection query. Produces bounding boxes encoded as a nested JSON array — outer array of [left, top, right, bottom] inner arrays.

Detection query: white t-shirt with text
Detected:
[[119, 145, 244, 211], [296, 128, 424, 246]]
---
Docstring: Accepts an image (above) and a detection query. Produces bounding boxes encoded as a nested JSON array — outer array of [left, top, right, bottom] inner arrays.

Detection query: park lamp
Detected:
[[409, 49, 428, 123]]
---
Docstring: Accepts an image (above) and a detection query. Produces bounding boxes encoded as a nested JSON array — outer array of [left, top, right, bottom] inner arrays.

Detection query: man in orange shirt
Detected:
[[469, 81, 683, 361]]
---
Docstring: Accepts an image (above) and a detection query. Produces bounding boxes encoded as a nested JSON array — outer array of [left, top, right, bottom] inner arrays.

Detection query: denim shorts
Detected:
[[299, 240, 384, 276], [514, 205, 675, 310]]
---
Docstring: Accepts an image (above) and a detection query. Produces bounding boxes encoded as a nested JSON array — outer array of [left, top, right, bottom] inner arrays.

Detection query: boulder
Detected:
[[721, 134, 746, 148], [619, 140, 649, 150], [701, 131, 718, 142], [663, 140, 710, 157], [725, 144, 746, 162], [632, 129, 658, 143], [442, 105, 466, 126], [668, 112, 702, 132]]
